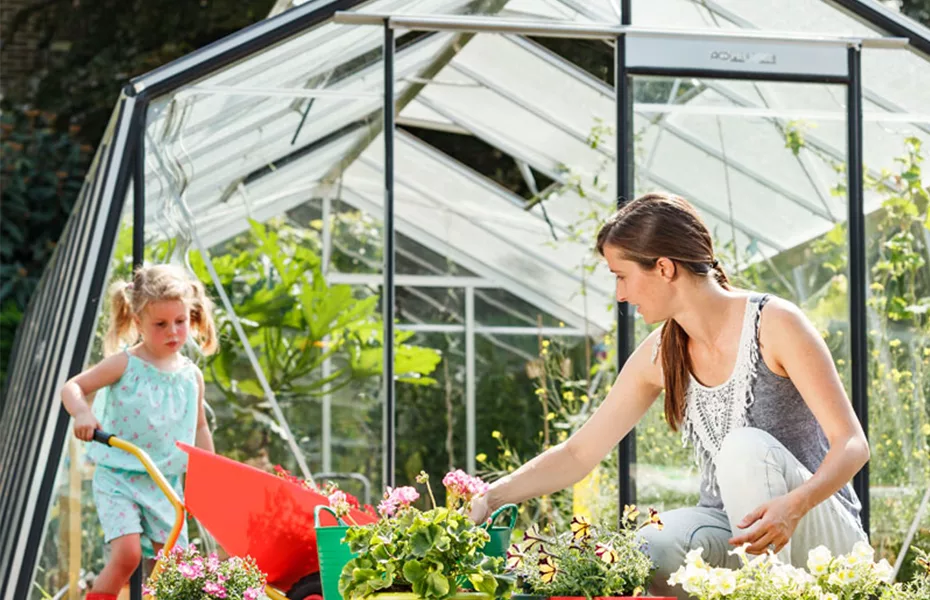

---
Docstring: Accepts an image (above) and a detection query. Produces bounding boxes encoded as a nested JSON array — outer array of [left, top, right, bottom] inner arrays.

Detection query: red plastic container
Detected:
[[179, 443, 376, 589]]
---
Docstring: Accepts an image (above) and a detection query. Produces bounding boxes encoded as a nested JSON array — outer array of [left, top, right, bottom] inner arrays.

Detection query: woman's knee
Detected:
[[640, 523, 681, 577], [641, 514, 735, 599], [716, 427, 780, 471]]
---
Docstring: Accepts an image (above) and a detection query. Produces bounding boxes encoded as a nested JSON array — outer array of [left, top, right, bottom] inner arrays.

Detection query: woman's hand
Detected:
[[469, 494, 491, 524], [73, 411, 101, 442], [729, 494, 805, 554]]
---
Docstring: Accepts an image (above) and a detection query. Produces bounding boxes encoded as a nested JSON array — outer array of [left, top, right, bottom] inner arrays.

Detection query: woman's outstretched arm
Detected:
[[473, 327, 664, 520]]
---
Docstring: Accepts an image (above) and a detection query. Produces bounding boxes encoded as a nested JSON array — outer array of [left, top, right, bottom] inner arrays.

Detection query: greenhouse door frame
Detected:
[[335, 9, 910, 535]]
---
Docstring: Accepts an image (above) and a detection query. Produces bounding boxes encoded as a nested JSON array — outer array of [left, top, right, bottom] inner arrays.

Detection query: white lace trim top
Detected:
[[650, 295, 862, 520], [653, 298, 760, 496]]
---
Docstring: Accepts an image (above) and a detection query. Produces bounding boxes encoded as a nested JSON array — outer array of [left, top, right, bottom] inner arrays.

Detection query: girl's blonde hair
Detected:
[[104, 264, 219, 356]]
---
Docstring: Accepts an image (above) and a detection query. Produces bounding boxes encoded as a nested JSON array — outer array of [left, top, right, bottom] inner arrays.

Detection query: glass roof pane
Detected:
[[862, 47, 930, 117], [356, 0, 612, 22], [340, 129, 614, 333], [635, 77, 852, 255], [143, 28, 461, 242], [631, 0, 885, 36]]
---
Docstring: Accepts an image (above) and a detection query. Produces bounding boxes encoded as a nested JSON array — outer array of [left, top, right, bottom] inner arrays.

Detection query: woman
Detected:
[[470, 192, 869, 598]]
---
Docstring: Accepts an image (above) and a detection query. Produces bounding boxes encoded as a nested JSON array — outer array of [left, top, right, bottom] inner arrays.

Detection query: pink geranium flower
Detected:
[[377, 486, 420, 517], [203, 581, 228, 598], [178, 561, 204, 580], [442, 469, 489, 503]]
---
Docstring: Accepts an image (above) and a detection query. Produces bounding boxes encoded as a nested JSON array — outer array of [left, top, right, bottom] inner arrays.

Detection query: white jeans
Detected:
[[640, 427, 867, 599]]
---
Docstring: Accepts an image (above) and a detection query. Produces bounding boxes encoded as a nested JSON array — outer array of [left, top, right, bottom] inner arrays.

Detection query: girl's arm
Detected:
[[474, 327, 665, 520], [61, 353, 129, 441], [194, 368, 215, 453]]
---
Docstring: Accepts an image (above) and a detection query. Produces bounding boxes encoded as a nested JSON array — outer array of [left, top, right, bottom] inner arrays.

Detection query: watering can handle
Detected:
[[482, 503, 518, 530], [314, 504, 347, 528]]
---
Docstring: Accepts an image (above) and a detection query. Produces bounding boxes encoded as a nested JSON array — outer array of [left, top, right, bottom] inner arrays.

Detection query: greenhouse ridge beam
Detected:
[[829, 0, 930, 58], [334, 12, 909, 48]]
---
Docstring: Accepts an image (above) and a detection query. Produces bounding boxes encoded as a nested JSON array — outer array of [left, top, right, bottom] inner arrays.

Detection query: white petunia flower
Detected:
[[682, 564, 710, 593], [807, 545, 833, 575], [714, 571, 738, 596], [685, 547, 707, 569], [873, 558, 894, 584], [727, 542, 751, 565], [852, 541, 875, 562]]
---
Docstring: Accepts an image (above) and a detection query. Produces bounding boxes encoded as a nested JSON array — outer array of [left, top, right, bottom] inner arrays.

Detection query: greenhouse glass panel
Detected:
[[862, 127, 930, 568], [355, 0, 616, 22], [629, 0, 884, 35]]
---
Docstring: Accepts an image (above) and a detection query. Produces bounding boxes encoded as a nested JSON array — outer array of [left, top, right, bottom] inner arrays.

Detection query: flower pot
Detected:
[[481, 504, 519, 559], [363, 594, 491, 600], [314, 505, 356, 600]]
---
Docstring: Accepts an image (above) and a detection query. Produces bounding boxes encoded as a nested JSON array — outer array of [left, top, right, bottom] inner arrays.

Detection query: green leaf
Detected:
[[410, 525, 438, 557], [236, 379, 265, 398], [402, 559, 427, 584], [469, 572, 499, 595], [424, 572, 450, 597]]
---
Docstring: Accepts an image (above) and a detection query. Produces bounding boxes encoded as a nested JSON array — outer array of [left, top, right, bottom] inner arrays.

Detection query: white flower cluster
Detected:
[[668, 541, 896, 599]]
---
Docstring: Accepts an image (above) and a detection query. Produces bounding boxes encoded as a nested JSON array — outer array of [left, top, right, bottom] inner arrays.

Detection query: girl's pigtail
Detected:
[[189, 279, 218, 356], [104, 280, 136, 355]]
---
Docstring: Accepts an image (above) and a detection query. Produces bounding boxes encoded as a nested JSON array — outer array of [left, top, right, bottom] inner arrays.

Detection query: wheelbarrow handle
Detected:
[[88, 430, 186, 569], [93, 429, 115, 445]]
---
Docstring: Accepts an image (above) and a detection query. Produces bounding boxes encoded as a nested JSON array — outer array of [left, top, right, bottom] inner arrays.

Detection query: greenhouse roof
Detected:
[[137, 0, 930, 334]]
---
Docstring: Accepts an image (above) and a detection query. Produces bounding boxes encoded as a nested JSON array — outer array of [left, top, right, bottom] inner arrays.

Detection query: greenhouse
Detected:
[[1, 0, 929, 598]]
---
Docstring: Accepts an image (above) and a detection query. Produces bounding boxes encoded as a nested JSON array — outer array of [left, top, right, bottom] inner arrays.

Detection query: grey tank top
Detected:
[[657, 294, 862, 523]]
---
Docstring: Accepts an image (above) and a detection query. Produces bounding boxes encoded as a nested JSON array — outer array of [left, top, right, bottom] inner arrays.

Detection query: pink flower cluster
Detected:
[[328, 490, 349, 516], [148, 544, 266, 600], [442, 469, 489, 502], [377, 485, 420, 517], [202, 581, 227, 598]]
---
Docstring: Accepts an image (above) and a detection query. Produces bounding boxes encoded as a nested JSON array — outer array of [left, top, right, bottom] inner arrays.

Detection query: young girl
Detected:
[[61, 264, 218, 600]]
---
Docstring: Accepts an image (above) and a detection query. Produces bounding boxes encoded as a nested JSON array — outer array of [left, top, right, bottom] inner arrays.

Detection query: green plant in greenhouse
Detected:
[[182, 219, 442, 467]]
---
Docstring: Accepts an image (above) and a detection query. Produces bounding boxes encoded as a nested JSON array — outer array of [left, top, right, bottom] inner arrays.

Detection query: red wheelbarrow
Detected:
[[91, 431, 377, 600]]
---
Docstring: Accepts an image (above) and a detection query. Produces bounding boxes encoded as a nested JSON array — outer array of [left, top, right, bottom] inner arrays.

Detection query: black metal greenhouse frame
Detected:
[[3, 1, 930, 598]]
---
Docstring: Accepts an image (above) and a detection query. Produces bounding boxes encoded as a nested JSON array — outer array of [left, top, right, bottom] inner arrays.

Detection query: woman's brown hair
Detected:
[[596, 192, 730, 431]]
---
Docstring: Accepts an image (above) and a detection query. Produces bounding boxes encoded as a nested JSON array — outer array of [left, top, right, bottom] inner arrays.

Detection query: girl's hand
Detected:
[[74, 411, 101, 441]]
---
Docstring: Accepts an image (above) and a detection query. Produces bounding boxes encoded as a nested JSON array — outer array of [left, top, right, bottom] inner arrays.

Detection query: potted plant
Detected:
[[505, 505, 673, 599], [667, 540, 903, 599], [143, 544, 268, 600], [337, 470, 515, 600]]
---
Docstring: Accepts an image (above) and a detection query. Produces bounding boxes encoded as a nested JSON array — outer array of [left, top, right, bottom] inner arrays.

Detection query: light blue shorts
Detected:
[[92, 466, 187, 557]]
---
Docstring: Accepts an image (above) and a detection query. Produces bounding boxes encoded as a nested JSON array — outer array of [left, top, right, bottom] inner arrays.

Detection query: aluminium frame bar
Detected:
[[383, 20, 397, 489], [847, 45, 869, 535]]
